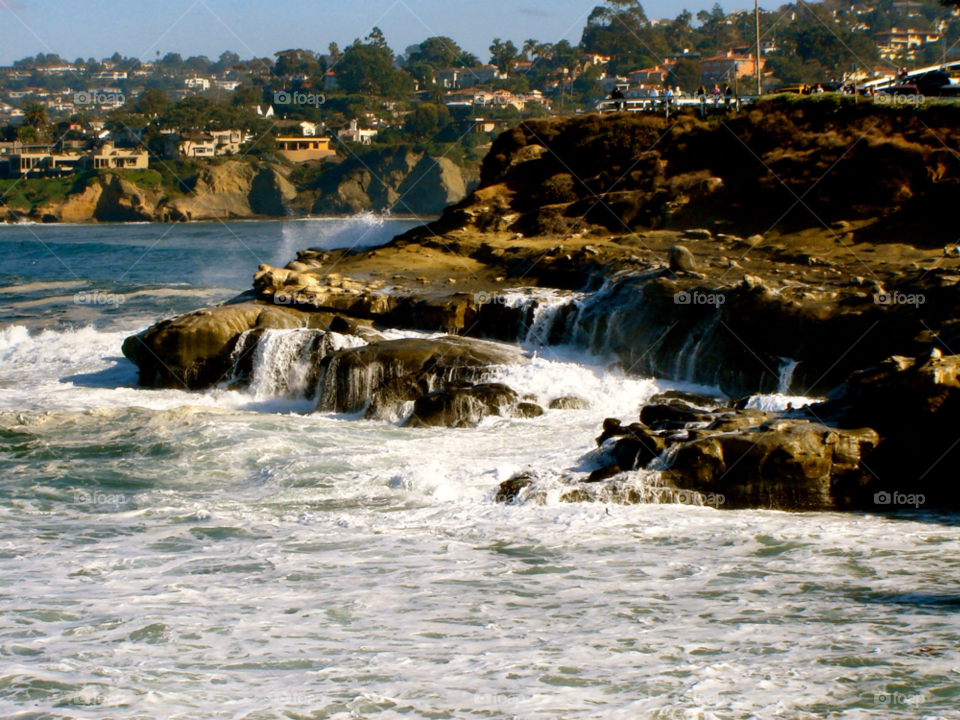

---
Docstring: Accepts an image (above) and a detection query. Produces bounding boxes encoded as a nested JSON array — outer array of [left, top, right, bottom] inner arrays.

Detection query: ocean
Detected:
[[0, 217, 957, 719]]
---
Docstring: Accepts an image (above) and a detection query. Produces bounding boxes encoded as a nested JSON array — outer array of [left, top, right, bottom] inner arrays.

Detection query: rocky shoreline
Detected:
[[122, 100, 960, 512]]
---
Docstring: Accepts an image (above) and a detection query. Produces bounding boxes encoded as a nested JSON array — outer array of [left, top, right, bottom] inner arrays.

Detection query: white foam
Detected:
[[745, 393, 819, 412]]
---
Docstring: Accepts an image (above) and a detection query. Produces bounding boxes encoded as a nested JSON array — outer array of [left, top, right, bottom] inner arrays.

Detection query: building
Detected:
[[337, 119, 378, 145], [184, 77, 211, 91], [37, 65, 77, 74], [213, 80, 241, 91], [274, 119, 323, 137], [459, 65, 507, 88], [5, 145, 82, 176], [701, 51, 764, 83], [628, 67, 670, 85], [275, 136, 335, 162], [209, 130, 244, 155], [86, 142, 149, 170], [599, 76, 630, 93], [165, 130, 244, 159], [873, 27, 941, 57], [4, 141, 147, 176], [581, 54, 612, 67], [90, 71, 128, 81]]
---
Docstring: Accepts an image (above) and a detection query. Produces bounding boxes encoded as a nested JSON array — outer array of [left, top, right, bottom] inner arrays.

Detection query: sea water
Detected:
[[0, 219, 958, 719]]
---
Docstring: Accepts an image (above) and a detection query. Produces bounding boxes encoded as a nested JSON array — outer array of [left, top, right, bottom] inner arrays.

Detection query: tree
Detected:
[[582, 0, 649, 60], [135, 88, 172, 116], [489, 38, 519, 73], [404, 102, 451, 138], [366, 27, 389, 49], [274, 49, 319, 77], [338, 41, 412, 97], [16, 125, 39, 142], [159, 53, 184, 71], [22, 103, 48, 130], [212, 51, 241, 74], [231, 85, 264, 107], [667, 59, 701, 93], [408, 36, 477, 69]]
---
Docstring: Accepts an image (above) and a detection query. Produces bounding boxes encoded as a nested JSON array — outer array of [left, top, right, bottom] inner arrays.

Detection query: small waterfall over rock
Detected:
[[476, 271, 787, 397], [499, 289, 583, 347], [248, 329, 323, 399], [228, 329, 368, 400], [674, 313, 723, 386], [777, 358, 800, 395]]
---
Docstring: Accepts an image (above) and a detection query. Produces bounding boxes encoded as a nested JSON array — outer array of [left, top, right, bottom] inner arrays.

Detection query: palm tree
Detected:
[[22, 103, 48, 130]]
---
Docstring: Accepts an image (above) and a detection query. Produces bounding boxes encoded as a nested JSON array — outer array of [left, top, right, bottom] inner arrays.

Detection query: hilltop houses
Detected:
[[2, 140, 147, 176]]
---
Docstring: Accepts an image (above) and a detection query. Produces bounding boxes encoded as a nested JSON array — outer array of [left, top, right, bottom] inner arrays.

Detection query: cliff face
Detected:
[[4, 147, 472, 223], [310, 148, 470, 216], [161, 162, 298, 221]]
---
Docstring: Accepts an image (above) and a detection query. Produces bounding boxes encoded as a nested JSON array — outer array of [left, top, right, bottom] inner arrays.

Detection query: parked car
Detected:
[[770, 83, 810, 95]]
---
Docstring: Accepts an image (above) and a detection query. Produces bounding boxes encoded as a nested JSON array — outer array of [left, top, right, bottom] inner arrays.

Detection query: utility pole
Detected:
[[755, 0, 762, 96]]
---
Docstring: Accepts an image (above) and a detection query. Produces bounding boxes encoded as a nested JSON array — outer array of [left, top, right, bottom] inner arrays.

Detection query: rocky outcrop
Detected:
[[162, 162, 295, 221], [665, 421, 880, 510], [311, 148, 469, 216], [404, 383, 519, 427], [498, 393, 879, 511], [317, 336, 527, 417], [35, 173, 160, 223], [812, 349, 960, 508], [121, 299, 345, 388], [419, 99, 960, 244]]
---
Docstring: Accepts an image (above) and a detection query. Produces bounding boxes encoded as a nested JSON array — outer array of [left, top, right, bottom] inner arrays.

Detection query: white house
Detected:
[[184, 77, 211, 91]]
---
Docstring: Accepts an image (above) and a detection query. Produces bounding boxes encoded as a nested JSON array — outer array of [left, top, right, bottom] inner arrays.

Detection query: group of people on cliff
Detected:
[[608, 83, 736, 110]]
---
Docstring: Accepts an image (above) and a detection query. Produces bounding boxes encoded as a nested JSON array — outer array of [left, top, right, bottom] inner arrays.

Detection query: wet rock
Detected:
[[513, 402, 545, 418], [610, 425, 668, 470], [495, 473, 535, 503], [549, 396, 590, 410], [404, 383, 519, 428], [649, 390, 725, 408], [318, 336, 527, 415], [682, 229, 713, 241], [586, 465, 623, 483], [666, 421, 880, 510], [640, 402, 715, 429], [704, 409, 775, 432], [122, 300, 339, 389], [815, 351, 960, 508], [668, 245, 697, 273]]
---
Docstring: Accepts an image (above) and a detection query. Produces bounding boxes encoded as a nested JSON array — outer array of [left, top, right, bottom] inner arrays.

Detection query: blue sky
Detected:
[[0, 0, 750, 65]]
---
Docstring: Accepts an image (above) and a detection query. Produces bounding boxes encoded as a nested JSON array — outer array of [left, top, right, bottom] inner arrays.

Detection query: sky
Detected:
[[0, 0, 752, 66]]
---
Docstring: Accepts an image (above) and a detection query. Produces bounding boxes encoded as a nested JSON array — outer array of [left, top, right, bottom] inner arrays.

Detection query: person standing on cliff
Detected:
[[610, 87, 625, 112]]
